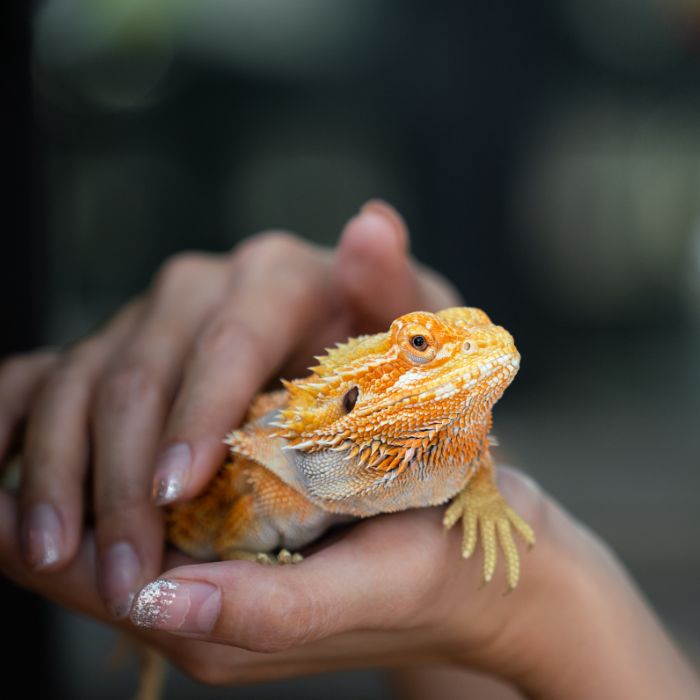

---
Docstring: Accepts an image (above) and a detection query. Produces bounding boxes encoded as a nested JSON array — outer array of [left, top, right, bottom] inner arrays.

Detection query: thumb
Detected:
[[129, 509, 452, 651], [335, 200, 460, 332]]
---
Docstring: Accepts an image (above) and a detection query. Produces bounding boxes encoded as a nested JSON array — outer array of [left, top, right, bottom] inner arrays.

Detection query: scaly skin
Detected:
[[167, 307, 534, 588]]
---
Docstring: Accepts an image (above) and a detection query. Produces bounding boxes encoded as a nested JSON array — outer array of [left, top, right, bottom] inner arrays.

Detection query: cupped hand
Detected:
[[2, 468, 697, 700], [0, 200, 459, 618]]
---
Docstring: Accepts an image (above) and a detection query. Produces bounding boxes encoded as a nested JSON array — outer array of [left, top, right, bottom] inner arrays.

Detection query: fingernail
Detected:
[[359, 200, 407, 250], [22, 503, 64, 569], [130, 579, 221, 634], [152, 443, 191, 505], [100, 541, 142, 618]]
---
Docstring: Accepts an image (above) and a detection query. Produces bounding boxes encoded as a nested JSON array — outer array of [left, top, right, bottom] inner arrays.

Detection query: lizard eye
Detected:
[[410, 335, 427, 350], [396, 323, 438, 364], [342, 386, 359, 413]]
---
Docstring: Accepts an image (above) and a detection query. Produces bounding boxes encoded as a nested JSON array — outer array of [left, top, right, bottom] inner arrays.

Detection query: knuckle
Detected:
[[233, 230, 305, 269], [0, 350, 56, 380], [96, 364, 161, 414], [154, 251, 209, 292], [0, 354, 27, 379], [39, 349, 91, 396], [95, 497, 154, 530], [60, 336, 103, 370], [195, 314, 265, 367]]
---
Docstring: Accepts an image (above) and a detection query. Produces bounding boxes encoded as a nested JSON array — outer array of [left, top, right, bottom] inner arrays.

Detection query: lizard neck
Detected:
[[289, 407, 493, 517]]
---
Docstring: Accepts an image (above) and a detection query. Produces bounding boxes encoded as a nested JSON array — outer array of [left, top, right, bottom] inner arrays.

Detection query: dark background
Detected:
[[3, 1, 700, 697]]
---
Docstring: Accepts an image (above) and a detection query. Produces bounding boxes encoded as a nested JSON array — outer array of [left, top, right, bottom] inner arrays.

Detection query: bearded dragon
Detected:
[[166, 307, 534, 589]]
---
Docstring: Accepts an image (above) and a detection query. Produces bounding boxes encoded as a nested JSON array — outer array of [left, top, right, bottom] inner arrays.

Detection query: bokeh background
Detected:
[[4, 0, 700, 697]]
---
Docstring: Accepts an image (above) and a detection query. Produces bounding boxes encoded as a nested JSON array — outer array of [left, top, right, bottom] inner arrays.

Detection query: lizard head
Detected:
[[275, 307, 519, 471]]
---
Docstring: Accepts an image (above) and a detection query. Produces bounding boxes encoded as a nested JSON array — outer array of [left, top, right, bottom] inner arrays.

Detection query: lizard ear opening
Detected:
[[342, 386, 359, 413]]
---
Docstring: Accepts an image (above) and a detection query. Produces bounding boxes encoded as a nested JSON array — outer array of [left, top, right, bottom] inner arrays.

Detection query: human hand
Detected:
[[0, 200, 458, 618], [1, 467, 697, 699]]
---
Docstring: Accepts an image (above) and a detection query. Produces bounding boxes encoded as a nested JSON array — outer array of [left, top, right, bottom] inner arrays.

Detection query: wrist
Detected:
[[450, 474, 700, 699]]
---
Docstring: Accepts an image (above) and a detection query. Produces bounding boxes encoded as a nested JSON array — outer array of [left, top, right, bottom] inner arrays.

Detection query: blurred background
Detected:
[[3, 0, 700, 697]]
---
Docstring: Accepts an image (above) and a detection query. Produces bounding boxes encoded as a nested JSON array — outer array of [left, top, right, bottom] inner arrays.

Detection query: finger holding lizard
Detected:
[[90, 254, 232, 617], [147, 232, 336, 510]]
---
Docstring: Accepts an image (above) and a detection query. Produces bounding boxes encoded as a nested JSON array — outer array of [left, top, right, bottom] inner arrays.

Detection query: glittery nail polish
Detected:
[[130, 579, 221, 634]]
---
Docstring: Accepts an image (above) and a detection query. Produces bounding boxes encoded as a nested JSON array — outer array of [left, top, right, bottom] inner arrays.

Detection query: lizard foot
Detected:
[[255, 549, 303, 565], [443, 467, 535, 590], [220, 549, 303, 565]]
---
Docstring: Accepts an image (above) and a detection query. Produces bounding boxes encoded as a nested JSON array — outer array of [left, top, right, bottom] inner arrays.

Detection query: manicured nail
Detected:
[[130, 579, 221, 634], [152, 443, 191, 505], [100, 541, 142, 618], [22, 503, 64, 569]]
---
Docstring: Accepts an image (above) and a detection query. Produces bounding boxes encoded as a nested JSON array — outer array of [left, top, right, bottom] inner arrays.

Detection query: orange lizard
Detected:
[[165, 307, 534, 589]]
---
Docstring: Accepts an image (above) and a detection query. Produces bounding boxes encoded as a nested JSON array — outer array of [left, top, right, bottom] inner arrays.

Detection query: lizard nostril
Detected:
[[342, 386, 359, 413]]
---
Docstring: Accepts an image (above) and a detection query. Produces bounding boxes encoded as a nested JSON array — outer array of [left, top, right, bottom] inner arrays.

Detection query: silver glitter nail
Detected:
[[153, 476, 181, 505], [130, 579, 178, 628]]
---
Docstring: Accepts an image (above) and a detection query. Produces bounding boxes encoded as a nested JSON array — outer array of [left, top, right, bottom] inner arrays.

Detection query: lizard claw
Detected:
[[222, 549, 304, 565], [276, 548, 304, 565]]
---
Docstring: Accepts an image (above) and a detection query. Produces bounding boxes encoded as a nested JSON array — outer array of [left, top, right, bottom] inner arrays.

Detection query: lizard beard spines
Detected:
[[277, 392, 477, 469]]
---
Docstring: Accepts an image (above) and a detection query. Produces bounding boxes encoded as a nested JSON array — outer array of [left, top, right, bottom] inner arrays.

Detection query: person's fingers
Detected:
[[5, 487, 414, 685], [150, 233, 337, 505], [0, 350, 57, 463], [2, 488, 426, 688], [335, 200, 461, 332], [129, 507, 463, 650], [0, 489, 201, 668], [92, 254, 230, 617], [19, 300, 143, 572]]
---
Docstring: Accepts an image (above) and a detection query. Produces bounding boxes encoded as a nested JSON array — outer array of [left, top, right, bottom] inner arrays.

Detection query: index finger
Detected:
[[151, 233, 336, 504]]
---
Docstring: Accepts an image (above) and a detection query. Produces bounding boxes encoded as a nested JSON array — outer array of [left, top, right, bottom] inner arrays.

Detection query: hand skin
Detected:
[[1, 202, 698, 698]]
